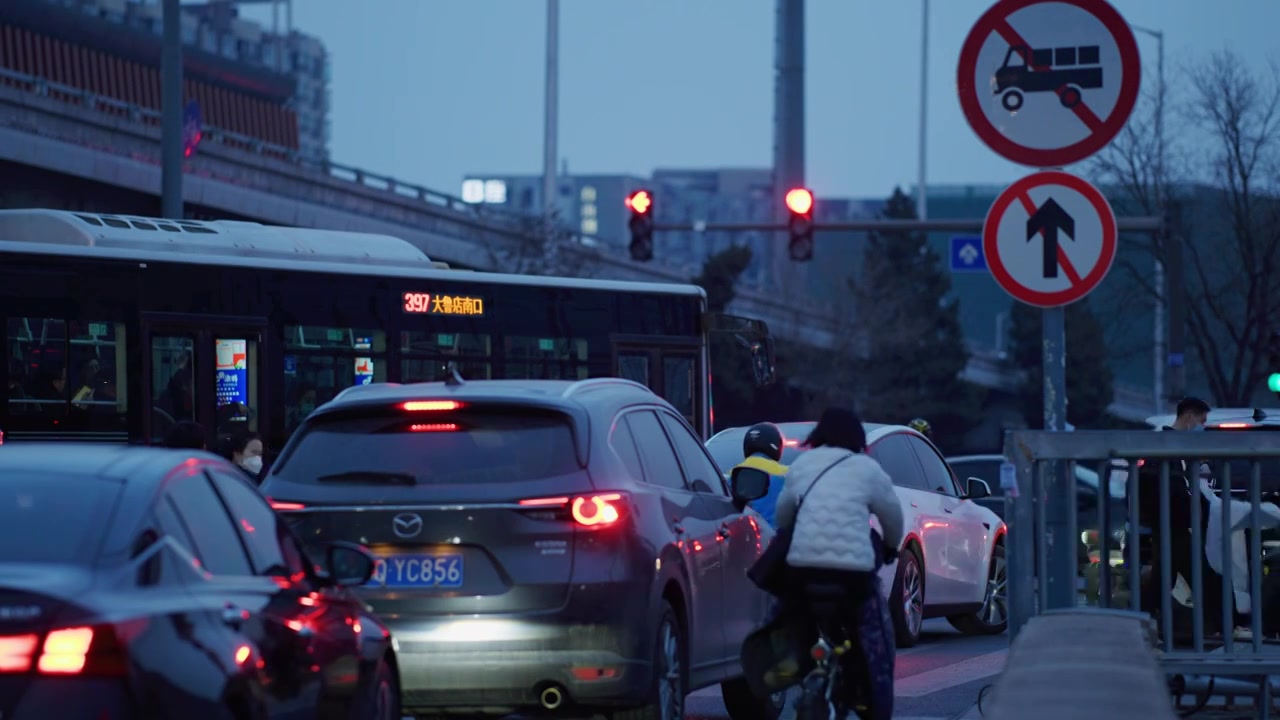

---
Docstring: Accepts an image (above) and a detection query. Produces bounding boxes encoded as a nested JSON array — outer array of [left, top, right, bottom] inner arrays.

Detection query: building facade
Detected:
[[0, 0, 329, 160]]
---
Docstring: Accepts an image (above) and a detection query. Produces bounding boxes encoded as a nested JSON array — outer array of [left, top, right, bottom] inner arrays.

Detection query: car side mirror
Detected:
[[323, 541, 376, 587], [965, 477, 992, 500], [731, 467, 771, 504]]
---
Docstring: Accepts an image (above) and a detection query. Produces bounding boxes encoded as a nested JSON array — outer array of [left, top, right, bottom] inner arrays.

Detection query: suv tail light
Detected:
[[401, 400, 464, 412], [519, 493, 627, 528], [269, 499, 307, 512], [0, 625, 127, 676]]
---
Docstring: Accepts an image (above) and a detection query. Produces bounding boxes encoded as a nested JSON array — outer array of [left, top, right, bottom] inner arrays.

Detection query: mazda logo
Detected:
[[392, 513, 423, 539]]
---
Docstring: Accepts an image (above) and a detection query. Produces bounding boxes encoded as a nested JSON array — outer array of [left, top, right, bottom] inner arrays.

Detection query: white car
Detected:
[[707, 421, 1008, 647]]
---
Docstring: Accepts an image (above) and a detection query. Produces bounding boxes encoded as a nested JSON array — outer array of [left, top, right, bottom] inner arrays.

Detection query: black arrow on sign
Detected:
[[1025, 198, 1074, 279]]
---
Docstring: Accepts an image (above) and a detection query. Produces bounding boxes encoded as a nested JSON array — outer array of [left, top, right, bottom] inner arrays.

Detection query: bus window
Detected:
[[214, 337, 258, 439], [504, 336, 591, 380], [7, 318, 127, 436], [401, 331, 492, 382], [617, 352, 649, 385], [662, 354, 695, 425], [150, 334, 196, 443], [283, 326, 386, 433]]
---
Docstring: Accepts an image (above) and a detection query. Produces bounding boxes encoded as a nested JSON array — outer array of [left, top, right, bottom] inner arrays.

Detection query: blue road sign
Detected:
[[949, 235, 987, 273]]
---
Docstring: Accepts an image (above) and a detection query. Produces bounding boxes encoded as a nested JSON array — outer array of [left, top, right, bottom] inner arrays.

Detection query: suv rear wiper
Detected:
[[315, 471, 417, 485]]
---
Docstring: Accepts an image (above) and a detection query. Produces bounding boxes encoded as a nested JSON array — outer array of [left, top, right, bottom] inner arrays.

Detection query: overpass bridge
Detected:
[[0, 65, 1154, 422]]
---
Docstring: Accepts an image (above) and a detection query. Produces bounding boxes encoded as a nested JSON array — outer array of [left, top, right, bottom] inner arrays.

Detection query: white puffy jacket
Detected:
[[775, 446, 905, 573]]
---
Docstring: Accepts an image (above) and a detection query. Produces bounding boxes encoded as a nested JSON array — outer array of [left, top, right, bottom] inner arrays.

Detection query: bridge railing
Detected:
[[0, 65, 539, 233]]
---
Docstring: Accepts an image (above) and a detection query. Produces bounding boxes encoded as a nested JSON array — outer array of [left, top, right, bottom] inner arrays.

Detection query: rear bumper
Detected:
[[386, 602, 654, 711]]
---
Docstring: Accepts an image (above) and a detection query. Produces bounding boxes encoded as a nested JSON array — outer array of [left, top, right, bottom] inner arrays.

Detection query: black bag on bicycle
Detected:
[[747, 454, 852, 595]]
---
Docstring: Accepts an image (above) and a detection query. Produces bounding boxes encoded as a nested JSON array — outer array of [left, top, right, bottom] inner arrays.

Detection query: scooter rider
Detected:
[[732, 422, 789, 526]]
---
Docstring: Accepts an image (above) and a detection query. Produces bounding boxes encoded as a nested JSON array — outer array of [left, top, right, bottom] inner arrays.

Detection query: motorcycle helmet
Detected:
[[743, 422, 784, 462]]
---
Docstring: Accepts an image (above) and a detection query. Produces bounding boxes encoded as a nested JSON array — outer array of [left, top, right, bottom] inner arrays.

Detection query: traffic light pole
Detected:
[[649, 216, 1163, 233]]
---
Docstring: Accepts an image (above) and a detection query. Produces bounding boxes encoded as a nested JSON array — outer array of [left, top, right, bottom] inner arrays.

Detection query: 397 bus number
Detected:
[[403, 292, 431, 314]]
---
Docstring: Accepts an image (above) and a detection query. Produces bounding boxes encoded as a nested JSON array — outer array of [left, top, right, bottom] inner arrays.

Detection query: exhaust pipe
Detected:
[[539, 685, 564, 710]]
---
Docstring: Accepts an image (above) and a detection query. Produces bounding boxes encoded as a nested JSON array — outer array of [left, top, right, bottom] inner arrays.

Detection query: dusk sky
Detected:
[[243, 0, 1278, 201]]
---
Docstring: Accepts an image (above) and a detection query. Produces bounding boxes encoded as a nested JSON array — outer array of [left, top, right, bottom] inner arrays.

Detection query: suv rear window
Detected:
[[0, 473, 121, 564], [276, 408, 581, 484]]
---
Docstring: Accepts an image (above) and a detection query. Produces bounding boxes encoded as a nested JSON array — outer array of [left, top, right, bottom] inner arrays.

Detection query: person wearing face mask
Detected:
[[225, 430, 266, 484], [1133, 397, 1223, 643]]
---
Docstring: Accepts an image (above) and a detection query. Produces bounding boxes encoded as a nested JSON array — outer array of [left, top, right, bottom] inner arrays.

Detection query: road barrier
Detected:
[[1003, 429, 1280, 718]]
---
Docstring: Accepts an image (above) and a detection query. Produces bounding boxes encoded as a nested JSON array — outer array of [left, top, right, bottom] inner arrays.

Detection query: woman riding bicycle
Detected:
[[774, 407, 904, 719]]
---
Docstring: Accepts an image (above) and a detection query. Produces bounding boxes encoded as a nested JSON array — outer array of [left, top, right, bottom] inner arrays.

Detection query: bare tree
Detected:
[[485, 210, 597, 277], [1092, 50, 1280, 405]]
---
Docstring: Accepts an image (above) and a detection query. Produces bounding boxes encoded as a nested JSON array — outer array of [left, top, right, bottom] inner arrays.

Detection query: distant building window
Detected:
[[581, 218, 598, 235], [580, 204, 597, 218], [461, 179, 484, 204], [580, 186, 597, 202], [484, 180, 507, 204]]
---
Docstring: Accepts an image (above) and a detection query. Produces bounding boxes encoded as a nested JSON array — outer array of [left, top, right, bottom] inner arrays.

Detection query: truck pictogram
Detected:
[[994, 45, 1103, 112]]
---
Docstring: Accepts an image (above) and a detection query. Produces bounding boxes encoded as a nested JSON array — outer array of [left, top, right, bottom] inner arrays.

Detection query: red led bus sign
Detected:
[[402, 292, 485, 316]]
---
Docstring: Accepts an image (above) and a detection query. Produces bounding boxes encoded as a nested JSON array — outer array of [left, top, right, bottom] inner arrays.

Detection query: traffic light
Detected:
[[626, 189, 655, 262], [785, 187, 815, 261], [1268, 331, 1280, 393]]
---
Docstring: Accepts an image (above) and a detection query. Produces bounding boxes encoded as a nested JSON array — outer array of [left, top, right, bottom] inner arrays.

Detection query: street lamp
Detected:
[[916, 0, 929, 220], [1130, 24, 1165, 413]]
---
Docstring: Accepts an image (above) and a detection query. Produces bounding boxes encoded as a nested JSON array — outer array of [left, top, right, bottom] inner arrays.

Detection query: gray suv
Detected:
[[260, 378, 777, 720]]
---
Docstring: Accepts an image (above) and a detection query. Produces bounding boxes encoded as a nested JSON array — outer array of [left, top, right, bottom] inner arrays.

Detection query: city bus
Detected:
[[0, 209, 774, 452]]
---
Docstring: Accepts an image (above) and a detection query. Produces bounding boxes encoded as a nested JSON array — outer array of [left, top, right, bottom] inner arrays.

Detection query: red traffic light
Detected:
[[785, 188, 814, 215], [626, 190, 653, 215]]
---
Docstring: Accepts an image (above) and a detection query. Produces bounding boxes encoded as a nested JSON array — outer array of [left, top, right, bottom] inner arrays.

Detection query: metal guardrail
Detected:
[[1005, 430, 1280, 718]]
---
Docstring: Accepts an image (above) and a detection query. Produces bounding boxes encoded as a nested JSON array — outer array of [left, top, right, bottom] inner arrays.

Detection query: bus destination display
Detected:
[[402, 292, 485, 316]]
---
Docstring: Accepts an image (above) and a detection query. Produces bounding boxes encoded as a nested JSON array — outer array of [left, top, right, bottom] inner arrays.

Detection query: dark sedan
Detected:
[[0, 443, 399, 720]]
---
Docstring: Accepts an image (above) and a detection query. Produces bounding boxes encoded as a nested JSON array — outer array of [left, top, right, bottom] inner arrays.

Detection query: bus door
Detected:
[[612, 338, 702, 435], [141, 315, 266, 449]]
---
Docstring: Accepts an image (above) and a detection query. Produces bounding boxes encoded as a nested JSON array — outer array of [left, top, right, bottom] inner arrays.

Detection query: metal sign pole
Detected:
[[1041, 304, 1075, 610]]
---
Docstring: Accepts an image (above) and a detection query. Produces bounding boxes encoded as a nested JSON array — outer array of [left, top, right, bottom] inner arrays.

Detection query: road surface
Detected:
[[397, 619, 1006, 719], [686, 619, 1004, 720]]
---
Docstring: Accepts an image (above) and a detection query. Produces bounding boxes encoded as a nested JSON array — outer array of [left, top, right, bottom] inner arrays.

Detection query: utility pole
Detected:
[[161, 0, 184, 219], [1132, 24, 1165, 411], [542, 0, 560, 232], [773, 0, 805, 290], [916, 0, 929, 220]]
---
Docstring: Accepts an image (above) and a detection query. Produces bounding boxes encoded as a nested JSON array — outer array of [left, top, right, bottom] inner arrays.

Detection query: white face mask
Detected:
[[241, 455, 264, 474]]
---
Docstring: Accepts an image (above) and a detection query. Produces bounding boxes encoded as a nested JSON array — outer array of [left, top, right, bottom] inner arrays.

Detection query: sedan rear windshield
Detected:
[[0, 473, 121, 564], [277, 409, 581, 484]]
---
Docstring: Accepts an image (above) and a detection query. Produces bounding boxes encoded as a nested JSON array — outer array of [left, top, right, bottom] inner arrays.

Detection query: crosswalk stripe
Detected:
[[893, 648, 1007, 698]]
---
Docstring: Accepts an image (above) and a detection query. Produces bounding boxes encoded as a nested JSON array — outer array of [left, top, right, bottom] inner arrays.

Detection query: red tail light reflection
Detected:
[[518, 493, 626, 528], [408, 423, 458, 433], [269, 499, 306, 511], [401, 400, 464, 412]]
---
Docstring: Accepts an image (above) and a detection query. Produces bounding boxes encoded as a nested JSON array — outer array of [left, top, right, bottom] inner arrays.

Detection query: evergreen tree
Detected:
[[692, 245, 758, 430], [1007, 298, 1115, 428], [850, 187, 981, 441]]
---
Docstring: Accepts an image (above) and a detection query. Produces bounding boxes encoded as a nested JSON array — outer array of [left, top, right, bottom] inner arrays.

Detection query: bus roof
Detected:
[[0, 209, 706, 297]]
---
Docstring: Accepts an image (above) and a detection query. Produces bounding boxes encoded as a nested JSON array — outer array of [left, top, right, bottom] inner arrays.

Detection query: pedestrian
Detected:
[[1134, 396, 1225, 642], [221, 429, 266, 484]]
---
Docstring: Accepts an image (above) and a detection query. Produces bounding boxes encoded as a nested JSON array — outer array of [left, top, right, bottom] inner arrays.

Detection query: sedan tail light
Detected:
[[519, 493, 627, 528], [0, 624, 127, 676]]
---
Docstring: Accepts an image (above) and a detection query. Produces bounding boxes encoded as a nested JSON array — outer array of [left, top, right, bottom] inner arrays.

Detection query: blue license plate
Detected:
[[368, 554, 464, 588]]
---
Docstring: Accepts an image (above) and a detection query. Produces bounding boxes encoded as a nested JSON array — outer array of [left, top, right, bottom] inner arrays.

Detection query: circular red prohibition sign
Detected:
[[957, 0, 1141, 168], [983, 171, 1117, 308]]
